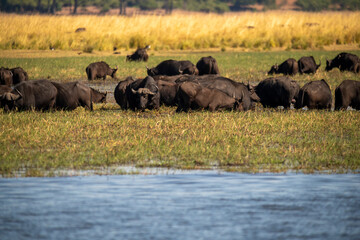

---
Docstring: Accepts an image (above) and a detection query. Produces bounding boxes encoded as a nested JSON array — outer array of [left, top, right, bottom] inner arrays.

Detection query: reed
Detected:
[[1, 11, 360, 51]]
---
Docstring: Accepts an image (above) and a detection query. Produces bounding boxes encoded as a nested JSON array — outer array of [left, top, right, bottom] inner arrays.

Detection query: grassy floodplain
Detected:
[[1, 11, 360, 51], [0, 50, 359, 177]]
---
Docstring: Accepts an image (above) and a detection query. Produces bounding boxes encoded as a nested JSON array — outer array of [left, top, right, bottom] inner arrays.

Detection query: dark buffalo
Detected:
[[176, 81, 243, 112], [0, 80, 57, 111], [86, 61, 118, 80], [126, 45, 150, 62], [126, 76, 160, 111], [114, 76, 136, 109], [268, 58, 299, 75], [175, 74, 259, 111], [51, 81, 93, 110], [335, 80, 360, 110], [295, 79, 332, 110], [254, 76, 300, 109], [90, 88, 107, 103], [326, 52, 360, 73], [11, 67, 28, 85], [147, 60, 198, 76], [298, 56, 321, 74], [157, 80, 180, 106], [196, 56, 220, 75], [0, 67, 13, 86]]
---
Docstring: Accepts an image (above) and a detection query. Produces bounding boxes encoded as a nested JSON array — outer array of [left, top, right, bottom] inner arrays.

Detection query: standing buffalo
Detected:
[[254, 76, 300, 109], [114, 76, 136, 109], [11, 67, 28, 85], [295, 79, 332, 110], [176, 81, 243, 112], [147, 60, 198, 76], [86, 61, 118, 80], [0, 80, 57, 111], [196, 56, 220, 75], [126, 76, 160, 111], [326, 52, 360, 73], [268, 58, 299, 75], [335, 80, 360, 110], [298, 56, 321, 74], [0, 67, 13, 86], [126, 45, 150, 62], [51, 81, 93, 110]]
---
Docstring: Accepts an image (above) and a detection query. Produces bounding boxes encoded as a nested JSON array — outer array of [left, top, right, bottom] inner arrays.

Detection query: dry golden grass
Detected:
[[1, 11, 360, 51]]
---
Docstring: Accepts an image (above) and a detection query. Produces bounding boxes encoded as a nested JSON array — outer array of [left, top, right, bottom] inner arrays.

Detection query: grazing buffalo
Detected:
[[0, 67, 13, 86], [126, 76, 160, 111], [176, 81, 243, 112], [114, 76, 136, 109], [0, 80, 57, 111], [51, 81, 93, 110], [126, 45, 150, 62], [86, 61, 118, 80], [157, 80, 180, 106], [254, 76, 300, 109], [326, 52, 360, 73], [295, 79, 332, 110], [147, 60, 198, 76], [335, 80, 360, 110], [298, 56, 321, 74], [196, 56, 220, 75], [268, 58, 299, 75], [11, 67, 28, 85], [90, 88, 107, 103]]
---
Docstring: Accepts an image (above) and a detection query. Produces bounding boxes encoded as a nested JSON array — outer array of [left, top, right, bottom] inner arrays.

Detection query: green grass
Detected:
[[0, 50, 359, 177]]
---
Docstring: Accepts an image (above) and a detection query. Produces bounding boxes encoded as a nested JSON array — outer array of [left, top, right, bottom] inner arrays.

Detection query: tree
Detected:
[[73, 0, 78, 14], [119, 0, 127, 15]]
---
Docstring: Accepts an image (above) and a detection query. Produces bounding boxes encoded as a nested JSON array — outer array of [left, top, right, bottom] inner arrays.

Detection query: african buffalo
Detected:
[[0, 67, 13, 86], [196, 56, 220, 75], [172, 74, 259, 111], [0, 80, 57, 111], [51, 81, 93, 110], [268, 58, 298, 75], [157, 80, 180, 106], [295, 79, 332, 110], [147, 60, 198, 76], [335, 80, 360, 110], [176, 81, 243, 112], [86, 61, 118, 80], [254, 76, 300, 109], [126, 45, 150, 62], [114, 76, 136, 109], [91, 88, 107, 103], [326, 52, 360, 73], [298, 56, 321, 74], [11, 67, 28, 85], [126, 76, 160, 111]]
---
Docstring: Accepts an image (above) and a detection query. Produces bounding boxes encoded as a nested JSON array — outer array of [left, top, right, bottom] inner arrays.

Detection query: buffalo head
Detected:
[[0, 90, 22, 111], [131, 87, 156, 110], [268, 64, 278, 75], [110, 66, 118, 78], [325, 59, 333, 71], [146, 66, 158, 76]]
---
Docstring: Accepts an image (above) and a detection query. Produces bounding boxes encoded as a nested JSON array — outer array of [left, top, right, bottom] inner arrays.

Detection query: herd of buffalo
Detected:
[[0, 51, 359, 112]]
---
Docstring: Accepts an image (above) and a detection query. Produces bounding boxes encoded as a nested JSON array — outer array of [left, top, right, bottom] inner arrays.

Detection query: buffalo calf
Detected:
[[86, 61, 118, 80], [268, 58, 298, 75], [196, 56, 220, 75]]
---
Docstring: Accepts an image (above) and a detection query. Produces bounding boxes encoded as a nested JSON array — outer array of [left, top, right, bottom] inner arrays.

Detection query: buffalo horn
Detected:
[[131, 88, 137, 94], [14, 88, 23, 98]]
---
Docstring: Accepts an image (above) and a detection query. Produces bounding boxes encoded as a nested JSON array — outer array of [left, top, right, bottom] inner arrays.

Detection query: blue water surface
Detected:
[[0, 172, 359, 240]]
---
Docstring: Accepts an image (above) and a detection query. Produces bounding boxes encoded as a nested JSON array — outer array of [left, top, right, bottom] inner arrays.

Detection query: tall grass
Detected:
[[1, 11, 360, 51]]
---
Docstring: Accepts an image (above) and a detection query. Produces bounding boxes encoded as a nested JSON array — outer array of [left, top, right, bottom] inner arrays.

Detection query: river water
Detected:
[[0, 172, 359, 240]]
